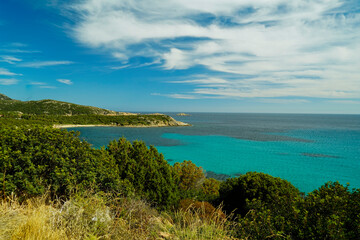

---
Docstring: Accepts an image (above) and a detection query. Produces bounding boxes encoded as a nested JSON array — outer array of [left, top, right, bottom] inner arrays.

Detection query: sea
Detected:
[[66, 113, 360, 193]]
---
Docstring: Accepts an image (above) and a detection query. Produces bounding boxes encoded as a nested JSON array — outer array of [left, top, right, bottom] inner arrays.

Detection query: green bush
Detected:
[[107, 138, 180, 209], [0, 127, 179, 210], [0, 126, 125, 198], [295, 182, 360, 239], [218, 172, 301, 216]]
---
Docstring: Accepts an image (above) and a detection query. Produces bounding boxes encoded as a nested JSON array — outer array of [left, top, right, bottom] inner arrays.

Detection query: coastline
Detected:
[[53, 121, 190, 129]]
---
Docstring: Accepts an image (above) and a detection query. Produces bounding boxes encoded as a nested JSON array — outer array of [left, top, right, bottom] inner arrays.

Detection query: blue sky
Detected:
[[0, 0, 359, 113]]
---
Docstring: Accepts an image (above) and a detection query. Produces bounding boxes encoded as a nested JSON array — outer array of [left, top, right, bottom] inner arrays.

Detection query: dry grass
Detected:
[[156, 203, 238, 240], [0, 193, 238, 240]]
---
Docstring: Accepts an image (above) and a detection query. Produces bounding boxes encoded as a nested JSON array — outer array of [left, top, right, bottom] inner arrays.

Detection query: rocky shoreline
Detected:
[[53, 118, 190, 129]]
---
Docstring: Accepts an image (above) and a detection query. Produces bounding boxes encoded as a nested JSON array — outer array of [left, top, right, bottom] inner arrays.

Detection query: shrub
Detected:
[[174, 160, 205, 191], [218, 172, 301, 217], [107, 138, 180, 209], [0, 126, 110, 198], [296, 182, 360, 240], [201, 178, 220, 197], [0, 127, 179, 209]]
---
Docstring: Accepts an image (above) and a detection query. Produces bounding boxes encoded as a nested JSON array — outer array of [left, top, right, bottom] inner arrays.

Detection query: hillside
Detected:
[[0, 93, 189, 127], [0, 93, 126, 115], [0, 93, 12, 100]]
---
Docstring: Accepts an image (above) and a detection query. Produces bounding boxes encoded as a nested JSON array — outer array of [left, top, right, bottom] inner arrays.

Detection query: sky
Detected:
[[0, 0, 359, 113]]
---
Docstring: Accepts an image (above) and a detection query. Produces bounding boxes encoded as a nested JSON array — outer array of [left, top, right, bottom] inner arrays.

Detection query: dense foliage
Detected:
[[0, 97, 117, 115], [218, 172, 301, 216], [219, 173, 360, 239], [0, 113, 181, 128], [0, 126, 179, 209], [107, 138, 180, 208]]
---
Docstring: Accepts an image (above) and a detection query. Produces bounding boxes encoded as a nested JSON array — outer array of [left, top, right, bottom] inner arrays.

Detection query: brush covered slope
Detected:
[[0, 93, 12, 101], [0, 93, 121, 115], [0, 93, 188, 127]]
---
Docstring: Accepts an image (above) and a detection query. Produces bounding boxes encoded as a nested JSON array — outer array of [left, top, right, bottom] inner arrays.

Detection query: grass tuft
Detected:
[[0, 193, 238, 240]]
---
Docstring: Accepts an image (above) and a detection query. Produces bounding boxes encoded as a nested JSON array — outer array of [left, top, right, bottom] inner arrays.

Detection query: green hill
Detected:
[[0, 93, 121, 115], [0, 93, 189, 127], [0, 93, 12, 100]]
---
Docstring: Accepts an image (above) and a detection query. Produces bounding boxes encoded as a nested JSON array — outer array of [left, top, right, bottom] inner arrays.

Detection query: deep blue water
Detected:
[[67, 113, 360, 193]]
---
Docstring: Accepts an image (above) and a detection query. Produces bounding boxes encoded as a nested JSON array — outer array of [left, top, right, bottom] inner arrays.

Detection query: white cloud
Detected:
[[2, 49, 40, 53], [8, 42, 27, 47], [328, 100, 360, 104], [110, 65, 131, 70], [257, 99, 310, 104], [0, 56, 22, 64], [28, 82, 57, 89], [68, 0, 360, 100], [0, 68, 22, 76], [152, 93, 199, 99], [0, 78, 19, 85], [1, 42, 40, 53], [21, 61, 74, 68], [57, 79, 73, 85]]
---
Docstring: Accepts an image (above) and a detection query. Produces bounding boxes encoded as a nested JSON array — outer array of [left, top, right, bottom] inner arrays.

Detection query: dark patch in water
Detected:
[[167, 159, 174, 162], [302, 153, 341, 159], [205, 171, 231, 181]]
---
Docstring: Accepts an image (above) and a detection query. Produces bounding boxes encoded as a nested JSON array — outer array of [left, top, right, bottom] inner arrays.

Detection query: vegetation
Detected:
[[0, 112, 359, 239], [218, 172, 301, 216], [0, 93, 12, 100], [0, 93, 187, 127], [0, 110, 185, 128], [0, 93, 119, 115], [0, 193, 235, 240]]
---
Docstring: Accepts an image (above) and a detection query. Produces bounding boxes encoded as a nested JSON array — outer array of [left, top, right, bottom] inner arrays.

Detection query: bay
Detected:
[[67, 113, 360, 193]]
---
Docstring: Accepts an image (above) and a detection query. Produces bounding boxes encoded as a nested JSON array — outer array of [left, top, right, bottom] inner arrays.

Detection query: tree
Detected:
[[218, 172, 301, 216], [107, 138, 180, 209], [173, 160, 205, 191], [201, 178, 220, 197], [297, 182, 359, 240]]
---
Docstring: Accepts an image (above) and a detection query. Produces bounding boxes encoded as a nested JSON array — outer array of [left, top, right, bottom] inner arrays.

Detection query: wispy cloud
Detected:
[[1, 42, 40, 53], [257, 99, 311, 104], [0, 68, 22, 76], [328, 100, 360, 104], [151, 93, 198, 99], [110, 65, 131, 70], [57, 79, 73, 85], [28, 81, 56, 89], [7, 42, 27, 47], [110, 59, 161, 70], [0, 56, 22, 64], [68, 0, 360, 100], [0, 78, 19, 85], [20, 61, 74, 68], [1, 49, 41, 53]]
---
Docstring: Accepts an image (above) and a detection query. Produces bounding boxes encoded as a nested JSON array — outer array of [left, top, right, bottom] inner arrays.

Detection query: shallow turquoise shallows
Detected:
[[67, 113, 360, 193], [157, 130, 360, 193]]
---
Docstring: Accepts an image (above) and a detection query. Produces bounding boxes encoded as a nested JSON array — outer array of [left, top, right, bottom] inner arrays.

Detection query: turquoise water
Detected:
[[67, 113, 360, 193], [157, 130, 360, 193]]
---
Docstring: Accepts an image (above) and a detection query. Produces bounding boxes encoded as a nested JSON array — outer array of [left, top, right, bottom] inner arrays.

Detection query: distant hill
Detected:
[[0, 93, 12, 100], [0, 93, 123, 115]]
